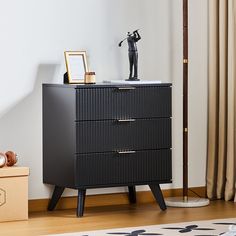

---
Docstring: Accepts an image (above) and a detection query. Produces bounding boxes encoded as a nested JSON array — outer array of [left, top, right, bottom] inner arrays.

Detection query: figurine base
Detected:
[[126, 78, 140, 81]]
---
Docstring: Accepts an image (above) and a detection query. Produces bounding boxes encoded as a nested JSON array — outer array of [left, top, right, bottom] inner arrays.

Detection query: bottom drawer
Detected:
[[75, 149, 172, 188]]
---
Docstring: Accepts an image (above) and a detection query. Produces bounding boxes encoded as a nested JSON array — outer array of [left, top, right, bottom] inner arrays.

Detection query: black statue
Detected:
[[119, 30, 141, 81]]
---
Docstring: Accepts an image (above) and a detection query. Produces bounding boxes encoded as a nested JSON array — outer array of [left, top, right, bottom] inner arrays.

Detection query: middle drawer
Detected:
[[76, 118, 171, 153]]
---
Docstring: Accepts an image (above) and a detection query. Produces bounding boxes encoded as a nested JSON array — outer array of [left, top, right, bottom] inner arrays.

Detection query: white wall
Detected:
[[0, 0, 208, 199]]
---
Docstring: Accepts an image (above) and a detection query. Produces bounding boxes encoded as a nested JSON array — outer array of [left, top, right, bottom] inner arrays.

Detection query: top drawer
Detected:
[[76, 86, 171, 121]]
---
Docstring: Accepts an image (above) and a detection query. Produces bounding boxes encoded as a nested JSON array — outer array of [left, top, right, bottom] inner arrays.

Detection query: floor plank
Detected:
[[1, 200, 236, 236]]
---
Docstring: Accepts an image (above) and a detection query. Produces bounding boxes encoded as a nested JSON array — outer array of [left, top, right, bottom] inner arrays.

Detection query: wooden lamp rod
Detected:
[[183, 0, 188, 201], [165, 0, 209, 207]]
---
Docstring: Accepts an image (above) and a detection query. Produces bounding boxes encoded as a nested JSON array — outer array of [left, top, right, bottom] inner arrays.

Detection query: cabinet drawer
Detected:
[[75, 149, 172, 187], [76, 86, 171, 121], [76, 118, 171, 153]]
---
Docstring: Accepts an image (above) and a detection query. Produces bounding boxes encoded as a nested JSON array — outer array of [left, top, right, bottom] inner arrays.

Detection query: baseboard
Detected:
[[29, 186, 206, 213]]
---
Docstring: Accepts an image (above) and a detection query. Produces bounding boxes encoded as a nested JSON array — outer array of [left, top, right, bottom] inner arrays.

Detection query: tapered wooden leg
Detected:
[[48, 186, 65, 211], [77, 189, 86, 217], [128, 186, 136, 204], [149, 184, 167, 211]]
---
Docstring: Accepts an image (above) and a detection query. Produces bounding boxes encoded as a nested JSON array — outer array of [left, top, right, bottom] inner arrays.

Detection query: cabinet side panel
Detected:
[[43, 85, 76, 188]]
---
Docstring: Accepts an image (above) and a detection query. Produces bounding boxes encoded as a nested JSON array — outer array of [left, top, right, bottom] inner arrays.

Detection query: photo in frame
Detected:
[[64, 51, 88, 83]]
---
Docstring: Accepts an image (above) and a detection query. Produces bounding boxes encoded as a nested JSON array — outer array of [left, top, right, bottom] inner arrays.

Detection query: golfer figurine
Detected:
[[119, 30, 141, 81]]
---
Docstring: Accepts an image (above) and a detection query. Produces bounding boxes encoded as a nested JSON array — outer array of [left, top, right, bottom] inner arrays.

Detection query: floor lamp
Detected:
[[165, 0, 209, 207]]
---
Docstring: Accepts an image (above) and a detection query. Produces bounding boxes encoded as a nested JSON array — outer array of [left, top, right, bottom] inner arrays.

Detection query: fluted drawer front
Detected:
[[76, 86, 171, 121], [75, 149, 172, 187], [76, 118, 171, 153]]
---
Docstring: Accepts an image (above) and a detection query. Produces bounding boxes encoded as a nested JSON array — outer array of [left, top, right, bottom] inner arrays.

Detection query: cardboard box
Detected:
[[0, 166, 29, 222]]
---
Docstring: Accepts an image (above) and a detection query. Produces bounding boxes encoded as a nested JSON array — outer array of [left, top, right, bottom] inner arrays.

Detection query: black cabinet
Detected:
[[43, 83, 172, 217]]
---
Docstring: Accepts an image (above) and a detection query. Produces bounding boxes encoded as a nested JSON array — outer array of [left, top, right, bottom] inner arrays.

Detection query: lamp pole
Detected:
[[165, 0, 209, 207], [183, 0, 188, 202]]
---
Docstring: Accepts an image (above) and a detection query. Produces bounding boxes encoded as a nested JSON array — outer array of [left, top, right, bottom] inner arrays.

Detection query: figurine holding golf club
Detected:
[[119, 29, 141, 81]]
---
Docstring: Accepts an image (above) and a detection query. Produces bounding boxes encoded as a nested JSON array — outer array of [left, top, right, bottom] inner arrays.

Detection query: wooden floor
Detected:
[[1, 200, 236, 236]]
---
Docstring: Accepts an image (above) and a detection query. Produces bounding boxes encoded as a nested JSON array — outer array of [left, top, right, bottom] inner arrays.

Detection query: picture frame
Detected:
[[64, 51, 88, 84]]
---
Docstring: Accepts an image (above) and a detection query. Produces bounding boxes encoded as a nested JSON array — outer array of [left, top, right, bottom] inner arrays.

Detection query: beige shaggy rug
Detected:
[[46, 218, 236, 236]]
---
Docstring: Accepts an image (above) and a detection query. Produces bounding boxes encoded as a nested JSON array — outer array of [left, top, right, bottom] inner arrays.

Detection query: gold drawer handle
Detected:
[[117, 151, 136, 154], [117, 119, 136, 122], [117, 87, 136, 90]]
